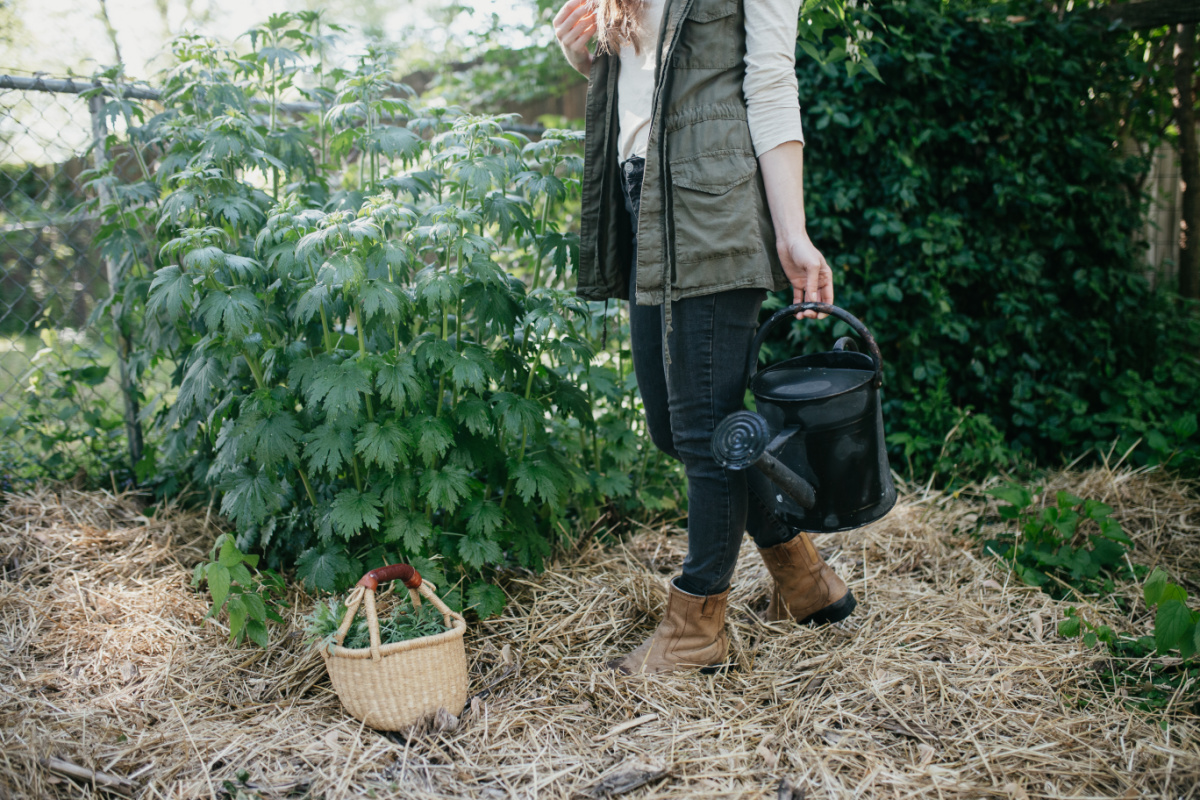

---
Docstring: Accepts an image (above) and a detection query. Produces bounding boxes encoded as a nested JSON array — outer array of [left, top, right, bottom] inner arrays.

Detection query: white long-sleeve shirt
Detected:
[[616, 0, 805, 163]]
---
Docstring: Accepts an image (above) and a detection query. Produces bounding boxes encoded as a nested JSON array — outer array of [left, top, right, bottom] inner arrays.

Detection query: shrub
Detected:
[[90, 16, 680, 628]]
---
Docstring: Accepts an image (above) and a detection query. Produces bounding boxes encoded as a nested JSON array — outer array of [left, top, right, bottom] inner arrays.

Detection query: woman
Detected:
[[554, 0, 855, 675]]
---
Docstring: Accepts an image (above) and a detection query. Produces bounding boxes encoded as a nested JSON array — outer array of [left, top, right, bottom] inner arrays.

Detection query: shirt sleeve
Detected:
[[743, 0, 805, 157]]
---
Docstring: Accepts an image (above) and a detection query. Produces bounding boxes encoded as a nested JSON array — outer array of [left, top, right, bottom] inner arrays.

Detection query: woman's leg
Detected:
[[622, 156, 766, 598], [661, 288, 764, 595]]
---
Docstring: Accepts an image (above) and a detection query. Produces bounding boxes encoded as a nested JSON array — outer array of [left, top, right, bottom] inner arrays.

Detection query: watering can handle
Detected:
[[747, 302, 883, 389]]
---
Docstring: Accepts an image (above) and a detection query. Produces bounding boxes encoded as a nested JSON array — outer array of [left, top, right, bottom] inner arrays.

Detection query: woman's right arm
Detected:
[[554, 0, 598, 76]]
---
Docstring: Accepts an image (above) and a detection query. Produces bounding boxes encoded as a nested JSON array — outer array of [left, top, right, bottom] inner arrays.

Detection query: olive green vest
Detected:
[[577, 0, 790, 306]]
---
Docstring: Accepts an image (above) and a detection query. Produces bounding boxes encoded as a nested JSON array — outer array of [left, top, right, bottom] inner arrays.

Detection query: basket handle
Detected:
[[335, 563, 466, 661], [357, 563, 422, 591]]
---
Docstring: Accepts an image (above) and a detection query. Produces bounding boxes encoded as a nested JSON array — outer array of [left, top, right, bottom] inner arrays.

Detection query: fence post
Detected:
[[88, 92, 145, 479]]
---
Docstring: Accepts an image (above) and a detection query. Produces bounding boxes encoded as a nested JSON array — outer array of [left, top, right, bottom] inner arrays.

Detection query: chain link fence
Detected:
[[0, 74, 144, 486]]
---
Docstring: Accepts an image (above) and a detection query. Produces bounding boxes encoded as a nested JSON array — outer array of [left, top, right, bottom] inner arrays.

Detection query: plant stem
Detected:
[[298, 467, 318, 505], [244, 348, 267, 389], [530, 177, 554, 291], [319, 305, 334, 353]]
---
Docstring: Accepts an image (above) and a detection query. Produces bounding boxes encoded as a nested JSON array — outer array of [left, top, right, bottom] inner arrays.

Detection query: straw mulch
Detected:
[[1, 467, 1197, 799]]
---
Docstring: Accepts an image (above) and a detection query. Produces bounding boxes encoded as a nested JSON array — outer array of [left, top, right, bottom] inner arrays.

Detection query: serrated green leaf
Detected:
[[493, 392, 543, 438], [226, 594, 247, 641], [224, 254, 262, 281], [1156, 599, 1194, 655], [1146, 567, 1172, 606], [245, 619, 269, 648], [467, 582, 507, 619], [360, 280, 403, 322], [297, 546, 352, 592], [458, 535, 503, 569], [1177, 623, 1198, 660], [330, 488, 383, 539], [1056, 491, 1085, 509], [295, 283, 330, 323], [451, 353, 487, 391], [1058, 616, 1081, 638], [219, 469, 281, 529], [415, 416, 454, 465], [198, 286, 261, 336], [248, 411, 302, 467], [382, 472, 419, 513], [465, 498, 505, 538], [456, 396, 492, 435], [306, 359, 372, 420], [512, 459, 559, 506], [147, 265, 195, 319], [229, 562, 253, 587], [1097, 516, 1132, 545], [319, 252, 365, 288], [377, 355, 424, 410], [355, 418, 411, 473], [383, 509, 433, 552], [420, 466, 473, 513], [986, 485, 1032, 510], [596, 471, 633, 498], [207, 562, 231, 611], [218, 538, 241, 568], [304, 422, 354, 475], [409, 555, 447, 588], [242, 592, 268, 623]]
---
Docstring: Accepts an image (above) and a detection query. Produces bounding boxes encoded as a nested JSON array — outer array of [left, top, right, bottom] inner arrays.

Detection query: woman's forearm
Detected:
[[758, 140, 833, 318], [758, 140, 807, 245]]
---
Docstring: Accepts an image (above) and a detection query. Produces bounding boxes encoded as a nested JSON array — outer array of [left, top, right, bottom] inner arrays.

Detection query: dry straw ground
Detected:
[[1, 467, 1197, 799]]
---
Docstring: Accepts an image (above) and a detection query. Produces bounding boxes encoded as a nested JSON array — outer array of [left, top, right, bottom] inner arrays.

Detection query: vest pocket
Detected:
[[685, 0, 738, 23], [669, 149, 764, 266], [672, 0, 742, 69], [671, 149, 757, 194]]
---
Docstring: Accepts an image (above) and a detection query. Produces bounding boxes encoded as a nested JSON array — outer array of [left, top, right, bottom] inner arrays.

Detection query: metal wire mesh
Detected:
[[0, 76, 130, 483]]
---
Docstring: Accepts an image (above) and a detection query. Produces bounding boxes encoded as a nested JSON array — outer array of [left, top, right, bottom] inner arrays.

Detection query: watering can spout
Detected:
[[712, 411, 816, 509]]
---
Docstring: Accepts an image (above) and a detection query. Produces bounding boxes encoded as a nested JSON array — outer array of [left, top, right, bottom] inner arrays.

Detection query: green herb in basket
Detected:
[[306, 594, 448, 650]]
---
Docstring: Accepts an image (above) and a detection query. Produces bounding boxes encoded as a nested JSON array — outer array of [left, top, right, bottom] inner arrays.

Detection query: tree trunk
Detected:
[[1175, 24, 1199, 299], [1099, 0, 1200, 30]]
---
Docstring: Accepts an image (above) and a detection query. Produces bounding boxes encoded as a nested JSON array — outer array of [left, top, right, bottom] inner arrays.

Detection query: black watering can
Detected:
[[712, 302, 897, 533]]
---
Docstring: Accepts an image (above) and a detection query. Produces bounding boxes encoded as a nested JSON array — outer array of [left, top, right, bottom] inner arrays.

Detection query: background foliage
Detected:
[[770, 0, 1200, 483]]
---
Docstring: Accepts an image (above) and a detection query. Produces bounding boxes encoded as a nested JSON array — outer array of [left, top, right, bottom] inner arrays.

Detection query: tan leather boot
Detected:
[[608, 579, 733, 675], [758, 532, 856, 624]]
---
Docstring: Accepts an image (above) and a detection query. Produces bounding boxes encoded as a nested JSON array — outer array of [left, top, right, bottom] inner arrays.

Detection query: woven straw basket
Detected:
[[320, 564, 467, 731]]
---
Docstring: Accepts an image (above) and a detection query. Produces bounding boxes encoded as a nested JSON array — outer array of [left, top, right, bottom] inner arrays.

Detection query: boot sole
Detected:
[[699, 661, 738, 675], [797, 589, 857, 626], [608, 659, 739, 676]]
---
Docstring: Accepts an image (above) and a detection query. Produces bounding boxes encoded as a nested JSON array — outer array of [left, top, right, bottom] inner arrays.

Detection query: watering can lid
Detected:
[[753, 353, 876, 402]]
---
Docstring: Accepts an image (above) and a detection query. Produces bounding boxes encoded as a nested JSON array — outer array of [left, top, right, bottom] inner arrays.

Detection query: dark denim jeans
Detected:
[[620, 155, 795, 596]]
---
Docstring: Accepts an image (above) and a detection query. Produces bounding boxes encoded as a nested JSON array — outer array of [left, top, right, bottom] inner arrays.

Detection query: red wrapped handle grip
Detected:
[[355, 563, 422, 591]]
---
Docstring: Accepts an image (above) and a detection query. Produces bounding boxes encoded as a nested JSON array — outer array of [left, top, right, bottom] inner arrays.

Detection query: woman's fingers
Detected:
[[555, 0, 595, 63], [809, 255, 832, 319], [553, 0, 588, 26], [562, 17, 596, 49], [554, 0, 595, 74], [556, 0, 593, 42]]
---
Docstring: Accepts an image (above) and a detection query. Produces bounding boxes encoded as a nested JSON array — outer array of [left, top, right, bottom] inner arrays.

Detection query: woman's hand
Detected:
[[777, 230, 833, 320], [554, 0, 597, 77], [757, 140, 832, 319]]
